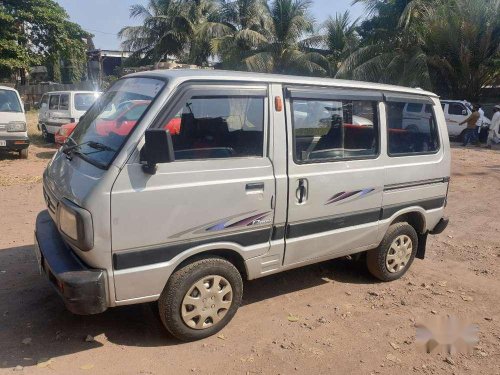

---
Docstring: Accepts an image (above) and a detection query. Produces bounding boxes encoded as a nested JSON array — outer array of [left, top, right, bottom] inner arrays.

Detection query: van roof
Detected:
[[127, 69, 439, 98], [43, 91, 100, 95], [0, 85, 17, 92]]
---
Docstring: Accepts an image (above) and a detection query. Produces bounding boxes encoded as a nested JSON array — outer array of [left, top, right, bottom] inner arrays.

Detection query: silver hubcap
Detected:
[[181, 275, 233, 330], [386, 235, 412, 273]]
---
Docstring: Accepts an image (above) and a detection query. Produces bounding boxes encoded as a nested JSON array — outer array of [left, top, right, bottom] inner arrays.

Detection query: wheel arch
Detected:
[[389, 211, 426, 234]]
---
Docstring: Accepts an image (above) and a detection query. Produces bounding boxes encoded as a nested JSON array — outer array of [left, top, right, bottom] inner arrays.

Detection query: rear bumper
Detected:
[[34, 210, 107, 315], [430, 216, 449, 235], [0, 135, 30, 150]]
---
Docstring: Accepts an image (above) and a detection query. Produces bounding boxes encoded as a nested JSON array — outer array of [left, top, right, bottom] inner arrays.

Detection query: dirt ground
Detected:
[[0, 113, 499, 375]]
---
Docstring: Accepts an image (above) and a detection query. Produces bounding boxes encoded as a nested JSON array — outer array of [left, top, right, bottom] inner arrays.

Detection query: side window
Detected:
[[41, 95, 49, 107], [291, 98, 379, 162], [59, 94, 69, 110], [387, 102, 439, 155], [406, 103, 423, 113], [49, 95, 59, 110], [168, 95, 265, 160], [449, 103, 465, 116]]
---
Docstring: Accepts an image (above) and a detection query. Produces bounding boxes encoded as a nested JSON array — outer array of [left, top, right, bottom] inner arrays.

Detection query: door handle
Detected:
[[296, 178, 308, 204], [246, 182, 264, 193]]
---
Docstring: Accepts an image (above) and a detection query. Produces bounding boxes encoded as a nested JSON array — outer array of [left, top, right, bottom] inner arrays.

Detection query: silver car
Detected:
[[34, 70, 451, 341]]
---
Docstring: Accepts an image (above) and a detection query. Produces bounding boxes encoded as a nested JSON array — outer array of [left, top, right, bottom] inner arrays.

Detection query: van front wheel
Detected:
[[158, 256, 243, 341], [367, 223, 418, 281]]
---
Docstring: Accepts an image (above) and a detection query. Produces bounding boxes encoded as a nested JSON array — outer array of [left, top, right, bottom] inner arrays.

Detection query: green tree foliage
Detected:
[[121, 0, 499, 98], [0, 0, 90, 83]]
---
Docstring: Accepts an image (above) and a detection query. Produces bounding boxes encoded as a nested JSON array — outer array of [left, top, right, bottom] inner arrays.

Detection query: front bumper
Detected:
[[34, 210, 107, 315], [0, 135, 30, 150]]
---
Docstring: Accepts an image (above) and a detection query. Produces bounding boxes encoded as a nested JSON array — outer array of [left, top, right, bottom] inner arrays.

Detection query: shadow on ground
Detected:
[[0, 245, 375, 368]]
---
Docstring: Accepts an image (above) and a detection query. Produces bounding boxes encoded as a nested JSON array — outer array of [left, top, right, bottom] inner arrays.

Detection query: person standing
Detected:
[[476, 104, 485, 143], [486, 105, 500, 149], [460, 105, 480, 146]]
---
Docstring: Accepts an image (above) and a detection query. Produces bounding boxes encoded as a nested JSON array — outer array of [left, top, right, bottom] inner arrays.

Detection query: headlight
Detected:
[[57, 200, 94, 251], [59, 205, 78, 240], [7, 121, 27, 132]]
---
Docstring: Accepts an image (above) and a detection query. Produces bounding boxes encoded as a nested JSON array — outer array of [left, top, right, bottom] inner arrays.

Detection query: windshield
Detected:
[[75, 93, 100, 111], [69, 77, 165, 168], [0, 89, 22, 113]]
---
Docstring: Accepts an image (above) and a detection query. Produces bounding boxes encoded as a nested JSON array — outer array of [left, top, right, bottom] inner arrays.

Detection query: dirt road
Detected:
[[1, 116, 499, 374]]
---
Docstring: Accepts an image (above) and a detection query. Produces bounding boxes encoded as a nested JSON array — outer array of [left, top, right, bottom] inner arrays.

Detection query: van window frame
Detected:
[[147, 81, 270, 162], [384, 94, 441, 158], [285, 85, 383, 165]]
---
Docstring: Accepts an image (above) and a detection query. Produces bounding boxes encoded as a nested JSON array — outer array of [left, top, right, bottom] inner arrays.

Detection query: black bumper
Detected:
[[430, 216, 449, 235], [34, 210, 107, 315], [0, 135, 30, 150]]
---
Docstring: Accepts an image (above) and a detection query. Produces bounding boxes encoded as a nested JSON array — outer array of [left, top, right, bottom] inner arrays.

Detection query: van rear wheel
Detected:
[[158, 256, 243, 341], [366, 223, 418, 281], [19, 148, 28, 159]]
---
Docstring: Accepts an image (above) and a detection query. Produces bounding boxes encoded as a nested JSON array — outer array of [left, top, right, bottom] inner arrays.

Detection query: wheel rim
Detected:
[[181, 275, 233, 330], [42, 126, 48, 139], [386, 235, 412, 273]]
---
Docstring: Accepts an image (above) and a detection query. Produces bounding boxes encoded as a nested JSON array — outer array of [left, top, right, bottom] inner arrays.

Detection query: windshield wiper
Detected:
[[63, 140, 116, 156], [87, 141, 116, 152]]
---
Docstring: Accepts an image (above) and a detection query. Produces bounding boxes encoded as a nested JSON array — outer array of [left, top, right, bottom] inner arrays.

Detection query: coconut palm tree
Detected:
[[320, 11, 360, 76], [119, 0, 193, 64], [207, 0, 270, 70], [242, 0, 329, 75]]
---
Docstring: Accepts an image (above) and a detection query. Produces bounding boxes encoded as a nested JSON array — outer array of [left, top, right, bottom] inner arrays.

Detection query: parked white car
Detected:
[[440, 100, 491, 139], [0, 86, 29, 158], [38, 91, 101, 141]]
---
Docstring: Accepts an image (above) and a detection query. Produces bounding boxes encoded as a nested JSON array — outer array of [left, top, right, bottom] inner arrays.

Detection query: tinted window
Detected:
[[169, 96, 265, 160], [387, 102, 439, 155], [49, 95, 59, 110], [406, 103, 423, 113], [59, 94, 69, 110], [449, 103, 466, 115], [0, 89, 22, 112], [75, 93, 98, 111], [291, 99, 379, 162]]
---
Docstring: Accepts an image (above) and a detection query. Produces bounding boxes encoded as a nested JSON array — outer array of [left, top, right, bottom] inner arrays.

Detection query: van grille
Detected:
[[43, 186, 57, 215]]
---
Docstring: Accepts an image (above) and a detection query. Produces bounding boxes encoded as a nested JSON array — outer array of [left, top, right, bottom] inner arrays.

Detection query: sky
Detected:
[[56, 0, 366, 50]]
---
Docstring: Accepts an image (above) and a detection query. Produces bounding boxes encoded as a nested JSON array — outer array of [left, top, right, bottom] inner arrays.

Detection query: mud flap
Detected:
[[416, 232, 428, 259]]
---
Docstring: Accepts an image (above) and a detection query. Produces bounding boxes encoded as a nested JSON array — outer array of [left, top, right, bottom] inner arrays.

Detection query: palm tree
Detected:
[[119, 0, 193, 64], [320, 11, 360, 76], [419, 0, 500, 100], [208, 0, 270, 70], [242, 0, 329, 75]]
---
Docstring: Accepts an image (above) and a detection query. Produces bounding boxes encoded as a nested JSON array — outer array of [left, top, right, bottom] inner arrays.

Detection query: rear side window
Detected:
[[291, 99, 379, 162], [448, 103, 466, 116], [168, 95, 265, 160], [49, 95, 59, 110], [59, 94, 69, 110], [387, 102, 439, 155]]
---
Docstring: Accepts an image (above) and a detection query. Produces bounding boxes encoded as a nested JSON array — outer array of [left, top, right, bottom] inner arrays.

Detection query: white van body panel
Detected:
[[38, 91, 100, 135], [39, 70, 450, 308], [0, 86, 28, 151]]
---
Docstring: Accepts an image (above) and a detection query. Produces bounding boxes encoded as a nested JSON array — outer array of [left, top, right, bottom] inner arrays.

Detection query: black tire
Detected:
[[41, 125, 54, 142], [19, 148, 28, 159], [366, 222, 418, 281], [158, 256, 243, 341]]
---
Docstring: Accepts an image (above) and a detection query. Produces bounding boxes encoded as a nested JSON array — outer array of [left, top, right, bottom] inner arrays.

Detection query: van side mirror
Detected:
[[141, 129, 175, 174], [462, 109, 467, 115]]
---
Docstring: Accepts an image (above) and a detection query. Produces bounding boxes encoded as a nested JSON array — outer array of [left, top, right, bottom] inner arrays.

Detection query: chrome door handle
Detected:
[[246, 182, 264, 193]]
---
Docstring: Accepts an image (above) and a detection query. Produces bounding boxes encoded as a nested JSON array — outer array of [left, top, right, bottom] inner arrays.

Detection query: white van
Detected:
[[34, 71, 451, 341], [441, 100, 491, 139], [0, 86, 29, 158], [38, 91, 101, 140]]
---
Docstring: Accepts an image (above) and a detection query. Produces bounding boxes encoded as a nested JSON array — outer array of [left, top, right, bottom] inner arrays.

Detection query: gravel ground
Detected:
[[0, 114, 499, 375]]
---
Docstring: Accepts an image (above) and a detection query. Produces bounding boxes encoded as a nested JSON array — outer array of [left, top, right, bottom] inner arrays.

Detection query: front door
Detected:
[[446, 102, 468, 137], [111, 83, 275, 300], [283, 86, 384, 266]]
